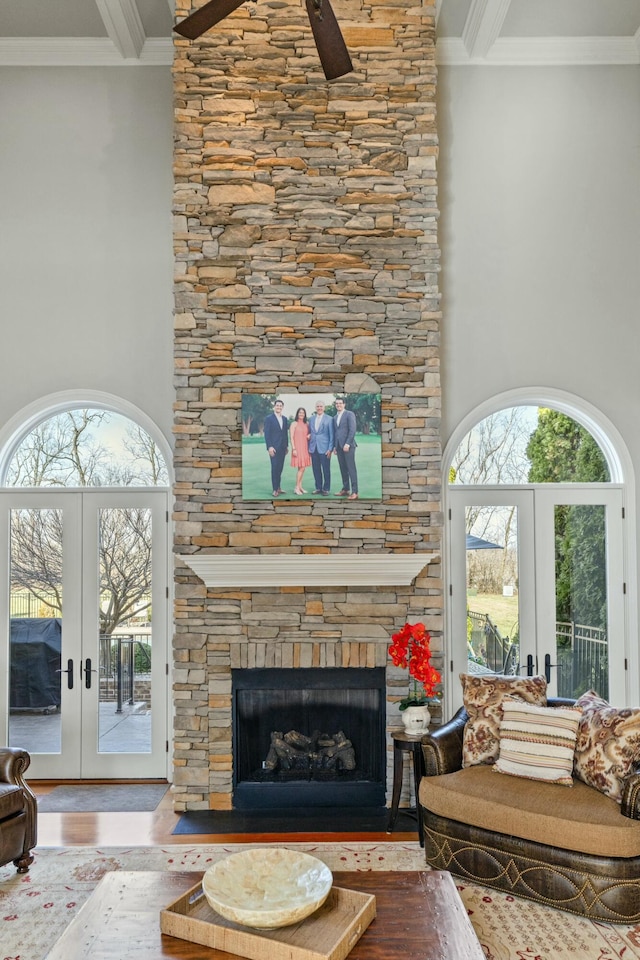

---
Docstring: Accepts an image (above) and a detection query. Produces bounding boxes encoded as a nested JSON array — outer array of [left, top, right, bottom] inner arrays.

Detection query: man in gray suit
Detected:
[[333, 397, 358, 500], [308, 400, 335, 495]]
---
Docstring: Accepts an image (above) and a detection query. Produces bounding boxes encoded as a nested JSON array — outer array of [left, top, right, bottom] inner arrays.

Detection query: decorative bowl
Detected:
[[201, 848, 333, 929]]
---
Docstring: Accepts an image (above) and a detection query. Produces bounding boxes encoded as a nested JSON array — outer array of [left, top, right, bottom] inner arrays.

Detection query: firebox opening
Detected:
[[232, 667, 386, 809]]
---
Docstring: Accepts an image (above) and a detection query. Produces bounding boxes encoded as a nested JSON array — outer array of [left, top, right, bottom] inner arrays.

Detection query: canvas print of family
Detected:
[[241, 393, 382, 501]]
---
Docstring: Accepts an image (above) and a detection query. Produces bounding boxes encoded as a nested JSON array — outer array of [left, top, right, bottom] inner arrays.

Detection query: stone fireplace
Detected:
[[172, 0, 441, 812]]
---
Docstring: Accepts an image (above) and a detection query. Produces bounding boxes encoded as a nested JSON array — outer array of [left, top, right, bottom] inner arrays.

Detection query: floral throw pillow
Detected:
[[573, 690, 640, 802], [460, 673, 548, 767]]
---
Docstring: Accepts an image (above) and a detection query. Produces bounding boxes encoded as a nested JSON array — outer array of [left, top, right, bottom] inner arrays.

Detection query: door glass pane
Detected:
[[9, 508, 63, 754], [466, 505, 519, 675], [97, 507, 152, 754], [555, 504, 608, 699]]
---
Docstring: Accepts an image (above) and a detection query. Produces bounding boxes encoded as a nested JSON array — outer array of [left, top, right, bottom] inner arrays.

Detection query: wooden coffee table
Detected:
[[44, 869, 484, 960]]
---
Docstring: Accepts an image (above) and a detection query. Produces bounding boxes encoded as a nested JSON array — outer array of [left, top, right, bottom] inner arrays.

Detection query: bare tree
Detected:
[[452, 408, 536, 594], [123, 424, 168, 485], [8, 409, 165, 634], [7, 410, 109, 486], [10, 506, 152, 635], [451, 407, 534, 487], [10, 509, 63, 615], [98, 507, 152, 633]]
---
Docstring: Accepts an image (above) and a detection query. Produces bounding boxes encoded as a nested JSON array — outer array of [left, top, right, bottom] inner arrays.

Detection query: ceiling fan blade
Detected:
[[173, 0, 247, 39], [305, 0, 353, 81]]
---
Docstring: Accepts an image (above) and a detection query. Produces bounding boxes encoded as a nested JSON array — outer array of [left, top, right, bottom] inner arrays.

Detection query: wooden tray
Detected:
[[160, 881, 376, 960]]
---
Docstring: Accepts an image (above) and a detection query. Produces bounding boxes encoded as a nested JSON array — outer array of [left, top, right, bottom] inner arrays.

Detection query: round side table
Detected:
[[386, 729, 427, 847]]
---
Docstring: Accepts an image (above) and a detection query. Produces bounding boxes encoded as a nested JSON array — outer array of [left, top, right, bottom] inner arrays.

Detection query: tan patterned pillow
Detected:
[[573, 690, 640, 802], [494, 698, 582, 786], [460, 673, 547, 767]]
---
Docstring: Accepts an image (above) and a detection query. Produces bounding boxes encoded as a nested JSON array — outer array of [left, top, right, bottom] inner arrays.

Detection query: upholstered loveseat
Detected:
[[419, 685, 640, 923], [0, 747, 37, 873]]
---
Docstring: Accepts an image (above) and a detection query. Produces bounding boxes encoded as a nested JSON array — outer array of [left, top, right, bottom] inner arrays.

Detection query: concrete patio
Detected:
[[9, 701, 152, 754]]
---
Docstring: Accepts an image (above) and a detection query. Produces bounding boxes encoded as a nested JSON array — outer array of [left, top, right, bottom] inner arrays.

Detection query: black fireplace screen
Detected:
[[232, 667, 386, 808]]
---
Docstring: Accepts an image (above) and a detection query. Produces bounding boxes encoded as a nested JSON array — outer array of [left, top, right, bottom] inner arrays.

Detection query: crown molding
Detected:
[[0, 37, 173, 66], [180, 553, 439, 588], [437, 35, 640, 66], [1, 34, 637, 69]]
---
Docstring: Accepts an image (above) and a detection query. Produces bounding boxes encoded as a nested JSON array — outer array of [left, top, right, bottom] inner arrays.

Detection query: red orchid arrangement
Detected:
[[388, 622, 442, 710]]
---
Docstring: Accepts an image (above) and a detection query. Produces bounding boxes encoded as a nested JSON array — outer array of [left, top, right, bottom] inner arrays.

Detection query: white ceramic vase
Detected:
[[401, 704, 431, 735]]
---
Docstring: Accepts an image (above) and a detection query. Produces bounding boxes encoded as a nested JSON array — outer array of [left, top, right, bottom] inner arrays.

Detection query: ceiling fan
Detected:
[[173, 0, 353, 81]]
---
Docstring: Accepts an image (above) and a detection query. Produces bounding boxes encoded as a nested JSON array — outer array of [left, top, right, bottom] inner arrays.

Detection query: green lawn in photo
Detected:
[[242, 434, 382, 500]]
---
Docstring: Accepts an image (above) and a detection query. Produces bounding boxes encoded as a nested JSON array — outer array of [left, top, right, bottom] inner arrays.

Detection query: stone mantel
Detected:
[[181, 554, 439, 588]]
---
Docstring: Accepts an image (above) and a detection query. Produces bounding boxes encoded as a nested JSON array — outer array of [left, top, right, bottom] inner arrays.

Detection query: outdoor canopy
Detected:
[[466, 534, 503, 550]]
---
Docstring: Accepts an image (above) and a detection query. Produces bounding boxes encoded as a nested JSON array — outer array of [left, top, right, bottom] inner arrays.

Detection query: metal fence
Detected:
[[467, 612, 607, 697], [99, 634, 151, 712], [467, 611, 518, 675], [10, 591, 59, 618], [555, 621, 608, 699]]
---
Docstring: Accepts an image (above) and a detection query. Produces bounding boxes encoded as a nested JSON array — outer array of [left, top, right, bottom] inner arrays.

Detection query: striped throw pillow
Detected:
[[494, 698, 582, 786]]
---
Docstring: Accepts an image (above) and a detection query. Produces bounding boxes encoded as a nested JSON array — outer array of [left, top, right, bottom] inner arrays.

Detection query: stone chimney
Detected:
[[172, 0, 442, 811]]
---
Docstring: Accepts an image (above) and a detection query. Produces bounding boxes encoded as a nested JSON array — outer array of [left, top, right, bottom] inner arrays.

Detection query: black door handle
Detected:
[[84, 657, 97, 689], [544, 653, 557, 684], [55, 658, 74, 690]]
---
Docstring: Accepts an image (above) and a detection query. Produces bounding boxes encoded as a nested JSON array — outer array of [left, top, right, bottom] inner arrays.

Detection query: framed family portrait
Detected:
[[241, 392, 382, 501]]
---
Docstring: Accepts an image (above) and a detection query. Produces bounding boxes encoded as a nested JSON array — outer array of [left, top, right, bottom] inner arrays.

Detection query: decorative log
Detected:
[[284, 730, 314, 751], [263, 729, 357, 773]]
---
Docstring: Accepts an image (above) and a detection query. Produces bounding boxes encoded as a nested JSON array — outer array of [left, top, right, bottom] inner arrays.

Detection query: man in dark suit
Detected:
[[333, 396, 358, 500], [263, 399, 289, 496], [308, 399, 335, 496]]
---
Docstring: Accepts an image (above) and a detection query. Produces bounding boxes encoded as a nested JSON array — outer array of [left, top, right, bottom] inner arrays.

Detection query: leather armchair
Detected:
[[0, 747, 37, 873]]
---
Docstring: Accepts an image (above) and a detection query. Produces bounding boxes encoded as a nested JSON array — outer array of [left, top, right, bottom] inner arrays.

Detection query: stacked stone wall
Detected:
[[173, 0, 442, 810]]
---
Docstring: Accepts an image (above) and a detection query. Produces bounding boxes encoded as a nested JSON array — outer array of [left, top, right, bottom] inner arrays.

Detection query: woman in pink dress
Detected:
[[289, 407, 312, 495]]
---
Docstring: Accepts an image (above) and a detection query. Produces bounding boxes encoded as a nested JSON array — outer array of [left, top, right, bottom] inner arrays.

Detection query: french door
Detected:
[[449, 485, 626, 709], [0, 489, 169, 779]]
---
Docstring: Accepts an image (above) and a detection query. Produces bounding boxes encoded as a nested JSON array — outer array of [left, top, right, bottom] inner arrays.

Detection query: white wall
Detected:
[[438, 66, 640, 451], [0, 66, 174, 447]]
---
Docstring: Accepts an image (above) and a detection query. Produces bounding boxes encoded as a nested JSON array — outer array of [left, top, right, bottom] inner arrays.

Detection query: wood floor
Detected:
[[32, 782, 418, 847]]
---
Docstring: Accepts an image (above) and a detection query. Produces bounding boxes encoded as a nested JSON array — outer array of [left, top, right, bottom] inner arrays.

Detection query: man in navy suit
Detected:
[[308, 399, 335, 496], [333, 397, 358, 500], [263, 399, 289, 497]]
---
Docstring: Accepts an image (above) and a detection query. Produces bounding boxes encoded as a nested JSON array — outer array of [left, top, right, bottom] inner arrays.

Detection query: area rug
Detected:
[[457, 881, 640, 960], [1, 844, 640, 960], [173, 805, 418, 834], [37, 783, 169, 813]]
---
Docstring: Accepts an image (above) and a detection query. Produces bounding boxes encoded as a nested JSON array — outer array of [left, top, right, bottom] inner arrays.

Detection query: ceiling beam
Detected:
[[462, 0, 511, 59], [94, 0, 146, 59]]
